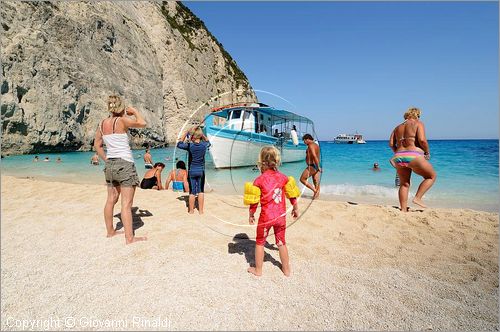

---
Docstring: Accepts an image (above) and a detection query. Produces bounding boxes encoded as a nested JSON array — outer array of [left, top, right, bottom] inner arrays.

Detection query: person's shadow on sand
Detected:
[[228, 233, 282, 269], [177, 195, 199, 211], [114, 207, 153, 232], [391, 206, 424, 212]]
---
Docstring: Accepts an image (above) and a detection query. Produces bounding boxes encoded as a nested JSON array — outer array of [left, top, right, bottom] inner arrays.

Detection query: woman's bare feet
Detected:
[[247, 267, 262, 276], [313, 189, 320, 200], [126, 236, 147, 244], [281, 266, 291, 277], [188, 210, 195, 214], [412, 198, 427, 208], [106, 230, 124, 237]]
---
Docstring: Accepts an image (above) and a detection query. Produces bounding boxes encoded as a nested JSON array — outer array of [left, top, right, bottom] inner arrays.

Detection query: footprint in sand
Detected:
[[315, 246, 330, 255]]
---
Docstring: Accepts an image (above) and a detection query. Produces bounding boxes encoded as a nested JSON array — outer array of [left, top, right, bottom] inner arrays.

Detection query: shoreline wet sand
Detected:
[[2, 172, 497, 213]]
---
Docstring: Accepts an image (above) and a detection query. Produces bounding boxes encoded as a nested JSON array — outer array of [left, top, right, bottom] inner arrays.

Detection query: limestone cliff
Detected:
[[1, 1, 256, 155]]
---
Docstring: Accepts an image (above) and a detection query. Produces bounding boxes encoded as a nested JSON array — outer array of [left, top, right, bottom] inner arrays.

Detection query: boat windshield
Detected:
[[231, 110, 242, 119]]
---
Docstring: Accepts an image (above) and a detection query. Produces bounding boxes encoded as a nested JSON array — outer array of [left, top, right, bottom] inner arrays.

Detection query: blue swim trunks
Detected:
[[188, 170, 205, 195]]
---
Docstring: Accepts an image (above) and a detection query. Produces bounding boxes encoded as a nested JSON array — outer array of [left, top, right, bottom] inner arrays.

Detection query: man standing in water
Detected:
[[143, 148, 153, 169], [300, 134, 321, 199]]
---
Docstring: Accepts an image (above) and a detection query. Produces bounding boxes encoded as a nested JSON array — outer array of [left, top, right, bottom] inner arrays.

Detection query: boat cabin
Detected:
[[206, 103, 313, 141], [202, 103, 315, 168]]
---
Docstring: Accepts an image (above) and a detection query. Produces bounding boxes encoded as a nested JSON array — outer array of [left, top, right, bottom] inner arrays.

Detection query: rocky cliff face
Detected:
[[1, 1, 256, 155]]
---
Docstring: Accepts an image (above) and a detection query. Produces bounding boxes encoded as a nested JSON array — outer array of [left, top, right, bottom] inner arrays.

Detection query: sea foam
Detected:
[[320, 183, 398, 198]]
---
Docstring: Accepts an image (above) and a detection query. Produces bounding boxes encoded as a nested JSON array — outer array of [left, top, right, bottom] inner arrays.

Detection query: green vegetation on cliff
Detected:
[[160, 1, 248, 86]]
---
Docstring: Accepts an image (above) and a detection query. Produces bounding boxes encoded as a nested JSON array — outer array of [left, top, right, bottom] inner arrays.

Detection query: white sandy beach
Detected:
[[1, 175, 498, 331]]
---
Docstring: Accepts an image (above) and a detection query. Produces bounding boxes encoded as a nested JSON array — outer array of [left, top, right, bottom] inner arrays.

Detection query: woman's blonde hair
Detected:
[[404, 107, 421, 120], [258, 146, 281, 170], [107, 95, 125, 114], [192, 127, 204, 139]]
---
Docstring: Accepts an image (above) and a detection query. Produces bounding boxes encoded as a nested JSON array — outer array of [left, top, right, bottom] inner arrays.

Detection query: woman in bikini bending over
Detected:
[[389, 107, 436, 211]]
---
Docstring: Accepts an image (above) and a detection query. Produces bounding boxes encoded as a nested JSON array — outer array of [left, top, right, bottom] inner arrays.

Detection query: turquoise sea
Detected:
[[1, 139, 498, 212]]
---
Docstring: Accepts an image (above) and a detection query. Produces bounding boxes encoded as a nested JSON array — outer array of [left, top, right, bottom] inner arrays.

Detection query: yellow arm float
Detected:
[[285, 176, 301, 199], [243, 182, 261, 205]]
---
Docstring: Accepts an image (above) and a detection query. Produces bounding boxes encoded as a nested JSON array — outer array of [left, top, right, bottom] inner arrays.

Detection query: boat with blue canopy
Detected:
[[203, 103, 315, 168]]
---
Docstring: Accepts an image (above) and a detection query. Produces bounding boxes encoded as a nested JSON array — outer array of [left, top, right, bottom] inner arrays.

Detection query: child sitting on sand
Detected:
[[243, 146, 300, 277]]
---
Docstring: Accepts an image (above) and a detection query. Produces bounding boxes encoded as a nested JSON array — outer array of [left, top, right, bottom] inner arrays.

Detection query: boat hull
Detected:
[[207, 131, 306, 168], [334, 140, 366, 144], [334, 133, 366, 144]]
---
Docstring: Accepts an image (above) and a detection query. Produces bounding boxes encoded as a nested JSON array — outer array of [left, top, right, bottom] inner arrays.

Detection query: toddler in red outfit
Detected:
[[244, 146, 300, 277]]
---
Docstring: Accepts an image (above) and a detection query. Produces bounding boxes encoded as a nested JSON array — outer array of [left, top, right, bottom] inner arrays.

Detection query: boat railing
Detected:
[[274, 136, 287, 151]]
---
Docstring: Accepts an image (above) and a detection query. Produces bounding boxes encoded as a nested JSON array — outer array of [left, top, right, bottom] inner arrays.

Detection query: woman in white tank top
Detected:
[[93, 95, 147, 245]]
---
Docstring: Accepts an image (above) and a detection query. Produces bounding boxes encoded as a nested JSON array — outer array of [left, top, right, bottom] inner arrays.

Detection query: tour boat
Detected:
[[203, 103, 315, 168], [333, 133, 366, 144]]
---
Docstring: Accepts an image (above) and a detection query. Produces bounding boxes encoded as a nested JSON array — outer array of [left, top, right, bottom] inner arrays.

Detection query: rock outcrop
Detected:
[[1, 1, 256, 155]]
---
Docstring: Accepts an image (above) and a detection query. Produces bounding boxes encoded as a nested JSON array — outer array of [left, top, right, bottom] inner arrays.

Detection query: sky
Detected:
[[185, 1, 498, 140]]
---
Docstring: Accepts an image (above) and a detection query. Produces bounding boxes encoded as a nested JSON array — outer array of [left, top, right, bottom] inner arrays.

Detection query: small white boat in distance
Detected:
[[334, 133, 366, 144], [204, 103, 315, 168]]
